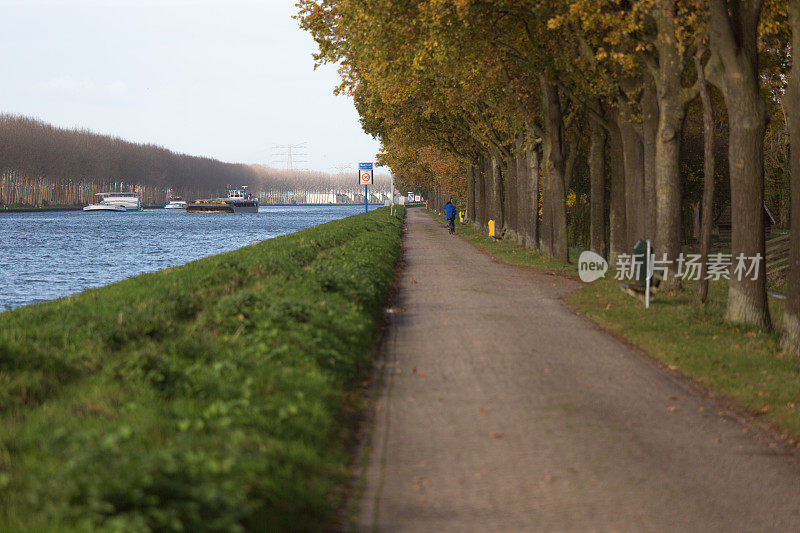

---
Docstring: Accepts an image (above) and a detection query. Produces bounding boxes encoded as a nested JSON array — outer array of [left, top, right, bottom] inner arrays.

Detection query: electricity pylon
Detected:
[[271, 143, 308, 170]]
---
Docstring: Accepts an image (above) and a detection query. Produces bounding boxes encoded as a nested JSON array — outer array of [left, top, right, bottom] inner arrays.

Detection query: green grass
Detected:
[[429, 212, 581, 273], [0, 206, 404, 532], [441, 211, 800, 443]]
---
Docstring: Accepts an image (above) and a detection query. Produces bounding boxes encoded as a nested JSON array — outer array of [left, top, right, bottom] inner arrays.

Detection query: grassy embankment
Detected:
[[437, 212, 800, 444], [0, 206, 404, 531]]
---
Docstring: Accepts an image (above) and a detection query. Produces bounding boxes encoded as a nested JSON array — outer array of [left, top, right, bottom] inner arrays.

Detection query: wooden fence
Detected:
[[766, 234, 791, 275]]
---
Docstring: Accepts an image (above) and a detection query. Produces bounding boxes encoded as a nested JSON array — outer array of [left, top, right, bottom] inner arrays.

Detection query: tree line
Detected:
[[298, 0, 800, 354], [0, 114, 390, 206]]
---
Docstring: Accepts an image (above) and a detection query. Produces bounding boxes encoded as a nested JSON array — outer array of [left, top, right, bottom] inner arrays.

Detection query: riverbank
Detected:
[[0, 206, 404, 531], [1, 203, 389, 212], [440, 212, 800, 445], [1, 204, 84, 212]]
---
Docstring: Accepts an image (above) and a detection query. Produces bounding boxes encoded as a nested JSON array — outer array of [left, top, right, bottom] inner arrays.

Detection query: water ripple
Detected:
[[0, 205, 378, 310]]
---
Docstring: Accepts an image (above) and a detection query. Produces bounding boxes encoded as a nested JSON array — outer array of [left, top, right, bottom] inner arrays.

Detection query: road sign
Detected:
[[414, 194, 422, 202], [359, 162, 373, 185], [408, 192, 415, 202]]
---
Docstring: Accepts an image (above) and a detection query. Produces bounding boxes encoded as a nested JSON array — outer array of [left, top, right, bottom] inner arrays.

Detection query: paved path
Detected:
[[357, 208, 800, 532]]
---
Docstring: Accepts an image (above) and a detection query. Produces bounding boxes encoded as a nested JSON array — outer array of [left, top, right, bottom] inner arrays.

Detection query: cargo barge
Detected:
[[186, 187, 259, 213]]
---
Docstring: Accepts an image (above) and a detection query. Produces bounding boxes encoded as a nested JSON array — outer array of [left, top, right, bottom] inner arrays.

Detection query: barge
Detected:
[[186, 187, 259, 213]]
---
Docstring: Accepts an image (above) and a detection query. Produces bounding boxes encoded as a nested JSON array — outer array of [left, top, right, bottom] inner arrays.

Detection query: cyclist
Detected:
[[443, 199, 457, 235]]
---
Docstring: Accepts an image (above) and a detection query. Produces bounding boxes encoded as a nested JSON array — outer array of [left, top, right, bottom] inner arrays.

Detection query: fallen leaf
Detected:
[[491, 432, 504, 439], [745, 331, 758, 338], [412, 367, 417, 374], [667, 406, 677, 412], [479, 407, 491, 414], [759, 404, 770, 414]]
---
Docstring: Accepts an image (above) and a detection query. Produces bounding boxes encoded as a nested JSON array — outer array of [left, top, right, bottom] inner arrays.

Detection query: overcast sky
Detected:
[[0, 0, 384, 172]]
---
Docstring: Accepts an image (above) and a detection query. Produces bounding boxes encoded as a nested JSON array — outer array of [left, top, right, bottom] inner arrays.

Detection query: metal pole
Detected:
[[364, 184, 368, 214], [645, 239, 651, 309]]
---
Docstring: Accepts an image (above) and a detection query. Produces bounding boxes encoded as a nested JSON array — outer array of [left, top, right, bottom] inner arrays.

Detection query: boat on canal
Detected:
[[186, 187, 259, 213], [164, 196, 187, 210], [83, 192, 142, 212]]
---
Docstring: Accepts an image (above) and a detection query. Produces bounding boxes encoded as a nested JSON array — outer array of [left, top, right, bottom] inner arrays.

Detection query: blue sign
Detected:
[[408, 192, 415, 202], [359, 162, 373, 170]]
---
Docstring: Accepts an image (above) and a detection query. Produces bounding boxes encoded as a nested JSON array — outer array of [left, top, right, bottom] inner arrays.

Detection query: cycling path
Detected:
[[357, 207, 800, 532]]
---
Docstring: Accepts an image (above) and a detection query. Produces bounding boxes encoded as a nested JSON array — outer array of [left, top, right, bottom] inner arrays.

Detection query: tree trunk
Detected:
[[541, 78, 568, 262], [527, 147, 540, 250], [618, 104, 646, 249], [492, 151, 506, 232], [653, 86, 688, 291], [782, 0, 800, 353], [648, 3, 698, 290], [608, 123, 627, 267], [467, 164, 476, 223], [709, 0, 771, 328], [484, 152, 497, 228], [695, 51, 716, 304], [504, 151, 518, 241], [515, 133, 529, 247], [642, 74, 659, 241], [540, 133, 554, 255], [477, 154, 488, 230], [589, 117, 607, 258]]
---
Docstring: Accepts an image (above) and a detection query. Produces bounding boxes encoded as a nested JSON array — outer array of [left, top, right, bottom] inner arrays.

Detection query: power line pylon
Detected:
[[271, 143, 308, 170]]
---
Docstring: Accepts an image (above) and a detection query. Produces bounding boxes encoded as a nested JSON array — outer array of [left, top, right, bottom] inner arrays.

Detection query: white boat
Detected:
[[82, 203, 126, 212], [83, 192, 142, 212], [165, 196, 187, 210], [186, 186, 259, 213]]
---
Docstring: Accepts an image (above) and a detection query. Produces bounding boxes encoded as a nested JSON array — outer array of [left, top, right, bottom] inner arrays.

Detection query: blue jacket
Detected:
[[444, 203, 456, 219]]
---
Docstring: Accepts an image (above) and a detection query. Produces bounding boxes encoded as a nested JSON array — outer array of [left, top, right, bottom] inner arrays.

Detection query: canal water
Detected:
[[0, 205, 381, 310]]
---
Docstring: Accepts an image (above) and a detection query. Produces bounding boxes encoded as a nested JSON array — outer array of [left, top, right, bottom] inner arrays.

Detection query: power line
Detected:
[[271, 143, 308, 170]]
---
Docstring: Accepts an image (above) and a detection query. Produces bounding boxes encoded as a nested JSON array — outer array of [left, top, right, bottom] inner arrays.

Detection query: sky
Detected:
[[0, 0, 384, 173]]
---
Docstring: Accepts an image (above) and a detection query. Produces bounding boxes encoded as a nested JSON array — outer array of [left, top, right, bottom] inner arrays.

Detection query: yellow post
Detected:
[[488, 219, 495, 237], [459, 210, 464, 223]]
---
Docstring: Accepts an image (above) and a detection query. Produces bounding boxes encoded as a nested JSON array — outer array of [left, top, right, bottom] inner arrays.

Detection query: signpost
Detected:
[[359, 162, 373, 214], [390, 176, 395, 216]]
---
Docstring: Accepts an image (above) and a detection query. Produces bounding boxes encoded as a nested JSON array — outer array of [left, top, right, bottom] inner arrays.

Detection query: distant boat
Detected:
[[186, 187, 259, 213], [164, 196, 187, 210], [83, 192, 142, 212]]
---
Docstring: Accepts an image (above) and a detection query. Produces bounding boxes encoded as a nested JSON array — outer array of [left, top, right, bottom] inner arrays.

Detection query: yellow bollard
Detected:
[[459, 210, 464, 223], [488, 219, 495, 237]]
